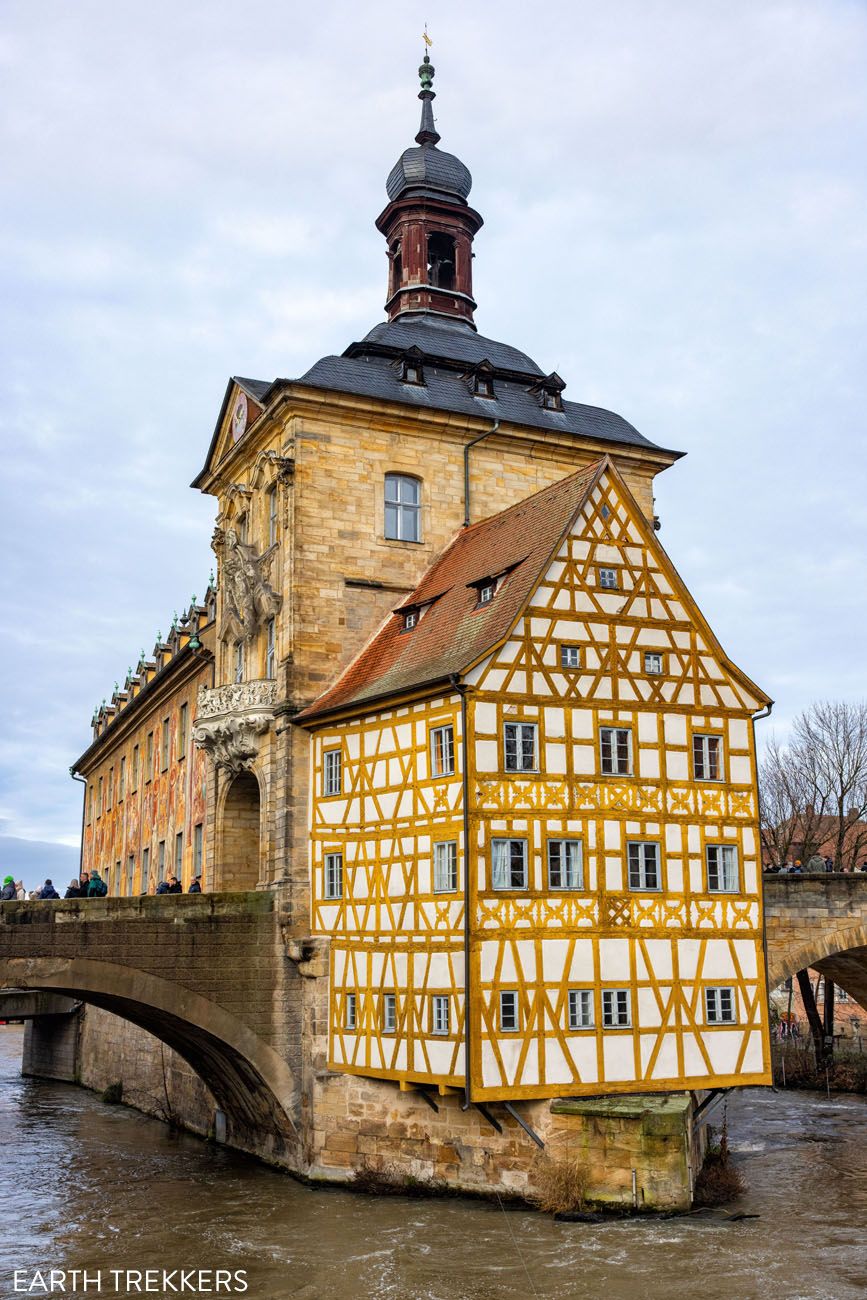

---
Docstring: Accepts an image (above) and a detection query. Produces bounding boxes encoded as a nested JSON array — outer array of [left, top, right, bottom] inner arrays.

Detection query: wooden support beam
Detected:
[[797, 968, 827, 1067], [823, 977, 835, 1062]]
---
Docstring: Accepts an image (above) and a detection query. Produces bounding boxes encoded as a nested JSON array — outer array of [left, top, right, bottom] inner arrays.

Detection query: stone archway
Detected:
[[221, 770, 262, 891], [0, 955, 299, 1165]]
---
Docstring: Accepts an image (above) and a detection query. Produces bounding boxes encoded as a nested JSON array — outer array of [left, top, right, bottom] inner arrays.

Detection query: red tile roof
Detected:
[[296, 460, 605, 723]]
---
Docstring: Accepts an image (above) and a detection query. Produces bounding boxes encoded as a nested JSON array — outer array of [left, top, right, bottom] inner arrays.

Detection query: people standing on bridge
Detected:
[[15, 880, 26, 899], [40, 879, 60, 900], [65, 878, 83, 898], [155, 878, 170, 894], [167, 875, 182, 894], [87, 869, 107, 897], [188, 876, 202, 893], [79, 871, 90, 894], [1, 876, 15, 900]]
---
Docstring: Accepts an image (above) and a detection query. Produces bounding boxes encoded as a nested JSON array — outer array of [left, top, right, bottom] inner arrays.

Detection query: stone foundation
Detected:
[[308, 1071, 702, 1209]]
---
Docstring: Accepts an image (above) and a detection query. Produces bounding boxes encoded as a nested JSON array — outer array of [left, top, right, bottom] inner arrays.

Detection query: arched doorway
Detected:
[[221, 770, 261, 891]]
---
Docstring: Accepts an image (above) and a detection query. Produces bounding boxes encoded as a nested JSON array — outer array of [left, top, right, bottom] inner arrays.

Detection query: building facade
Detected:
[[69, 53, 771, 1190]]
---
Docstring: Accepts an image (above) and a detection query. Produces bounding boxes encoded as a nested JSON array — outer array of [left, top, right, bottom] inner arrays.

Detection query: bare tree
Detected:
[[795, 701, 867, 871], [759, 734, 826, 868]]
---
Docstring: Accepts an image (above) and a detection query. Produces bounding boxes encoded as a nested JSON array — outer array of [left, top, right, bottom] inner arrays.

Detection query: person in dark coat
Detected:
[[86, 870, 107, 897], [64, 878, 82, 898], [40, 879, 60, 900], [167, 875, 182, 894], [188, 876, 202, 893], [1, 875, 16, 900], [155, 879, 170, 895]]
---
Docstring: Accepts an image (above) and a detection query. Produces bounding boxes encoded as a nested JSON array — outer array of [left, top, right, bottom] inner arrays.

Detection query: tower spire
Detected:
[[416, 53, 440, 145]]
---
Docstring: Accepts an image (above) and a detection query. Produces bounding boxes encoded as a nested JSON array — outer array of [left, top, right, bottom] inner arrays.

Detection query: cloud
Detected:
[[1, 0, 865, 853]]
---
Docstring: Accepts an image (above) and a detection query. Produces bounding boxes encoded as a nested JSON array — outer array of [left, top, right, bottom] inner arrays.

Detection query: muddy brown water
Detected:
[[2, 1025, 867, 1300]]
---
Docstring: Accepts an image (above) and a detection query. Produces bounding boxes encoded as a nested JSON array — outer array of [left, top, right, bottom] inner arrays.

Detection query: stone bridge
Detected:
[[0, 892, 312, 1167], [764, 874, 867, 1008]]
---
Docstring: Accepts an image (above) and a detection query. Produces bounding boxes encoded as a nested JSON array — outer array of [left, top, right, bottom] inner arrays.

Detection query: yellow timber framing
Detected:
[[302, 458, 772, 1101]]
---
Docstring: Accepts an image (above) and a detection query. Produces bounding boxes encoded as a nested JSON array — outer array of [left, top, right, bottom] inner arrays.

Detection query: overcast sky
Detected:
[[1, 0, 865, 887]]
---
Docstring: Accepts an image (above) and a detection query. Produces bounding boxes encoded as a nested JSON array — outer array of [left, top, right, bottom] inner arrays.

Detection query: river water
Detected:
[[2, 1026, 867, 1300]]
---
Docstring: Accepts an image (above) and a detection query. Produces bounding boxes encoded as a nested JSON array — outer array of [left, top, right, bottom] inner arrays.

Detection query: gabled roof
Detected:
[[295, 461, 604, 723]]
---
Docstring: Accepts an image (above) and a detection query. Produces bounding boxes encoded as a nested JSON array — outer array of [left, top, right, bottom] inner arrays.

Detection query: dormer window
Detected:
[[402, 608, 419, 631], [466, 361, 496, 398], [531, 371, 566, 412], [399, 347, 426, 386], [478, 582, 495, 605]]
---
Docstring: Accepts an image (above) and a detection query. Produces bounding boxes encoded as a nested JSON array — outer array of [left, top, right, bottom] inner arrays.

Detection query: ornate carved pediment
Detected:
[[193, 681, 278, 775], [212, 528, 281, 644]]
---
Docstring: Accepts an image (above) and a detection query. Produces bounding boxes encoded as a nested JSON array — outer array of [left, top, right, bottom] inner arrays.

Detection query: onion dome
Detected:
[[385, 54, 472, 204]]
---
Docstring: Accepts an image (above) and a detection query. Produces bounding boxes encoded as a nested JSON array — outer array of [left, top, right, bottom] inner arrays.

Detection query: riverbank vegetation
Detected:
[[774, 1041, 867, 1093], [693, 1114, 746, 1207]]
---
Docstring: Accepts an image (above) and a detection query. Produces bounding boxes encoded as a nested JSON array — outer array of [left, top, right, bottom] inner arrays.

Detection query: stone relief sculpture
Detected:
[[212, 526, 280, 645]]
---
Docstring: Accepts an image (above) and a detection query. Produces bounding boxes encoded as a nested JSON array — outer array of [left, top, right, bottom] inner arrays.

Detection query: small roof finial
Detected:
[[416, 30, 440, 146]]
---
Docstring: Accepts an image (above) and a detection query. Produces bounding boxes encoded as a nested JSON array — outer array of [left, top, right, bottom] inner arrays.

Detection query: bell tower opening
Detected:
[[427, 232, 456, 289], [221, 770, 261, 891]]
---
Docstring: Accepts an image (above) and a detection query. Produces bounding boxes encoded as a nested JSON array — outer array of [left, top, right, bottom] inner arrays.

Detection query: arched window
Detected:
[[384, 474, 421, 543]]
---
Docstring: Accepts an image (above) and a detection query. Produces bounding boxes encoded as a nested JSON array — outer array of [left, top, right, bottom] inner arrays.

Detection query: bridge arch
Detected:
[[766, 923, 867, 989], [0, 954, 299, 1164]]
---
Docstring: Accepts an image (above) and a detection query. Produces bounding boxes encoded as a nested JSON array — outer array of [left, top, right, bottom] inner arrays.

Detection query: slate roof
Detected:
[[294, 315, 670, 453], [295, 461, 604, 722], [193, 313, 680, 487], [386, 142, 472, 203], [235, 377, 272, 404]]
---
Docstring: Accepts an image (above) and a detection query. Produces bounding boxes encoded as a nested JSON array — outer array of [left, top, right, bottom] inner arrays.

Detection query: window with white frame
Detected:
[[344, 993, 357, 1031], [705, 987, 736, 1024], [323, 748, 342, 796], [491, 839, 528, 890], [547, 839, 583, 890], [266, 618, 276, 679], [384, 473, 421, 542], [499, 991, 520, 1032], [706, 844, 739, 893], [602, 989, 631, 1028], [600, 726, 631, 775], [627, 841, 661, 890], [430, 724, 454, 777], [693, 733, 722, 781], [382, 993, 397, 1033], [560, 644, 581, 670], [598, 567, 619, 589], [644, 651, 664, 675], [477, 581, 495, 605], [403, 608, 418, 630], [324, 852, 343, 899], [431, 994, 450, 1035], [268, 485, 278, 547], [233, 641, 244, 685], [433, 841, 457, 893], [504, 722, 537, 772], [568, 989, 594, 1030]]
